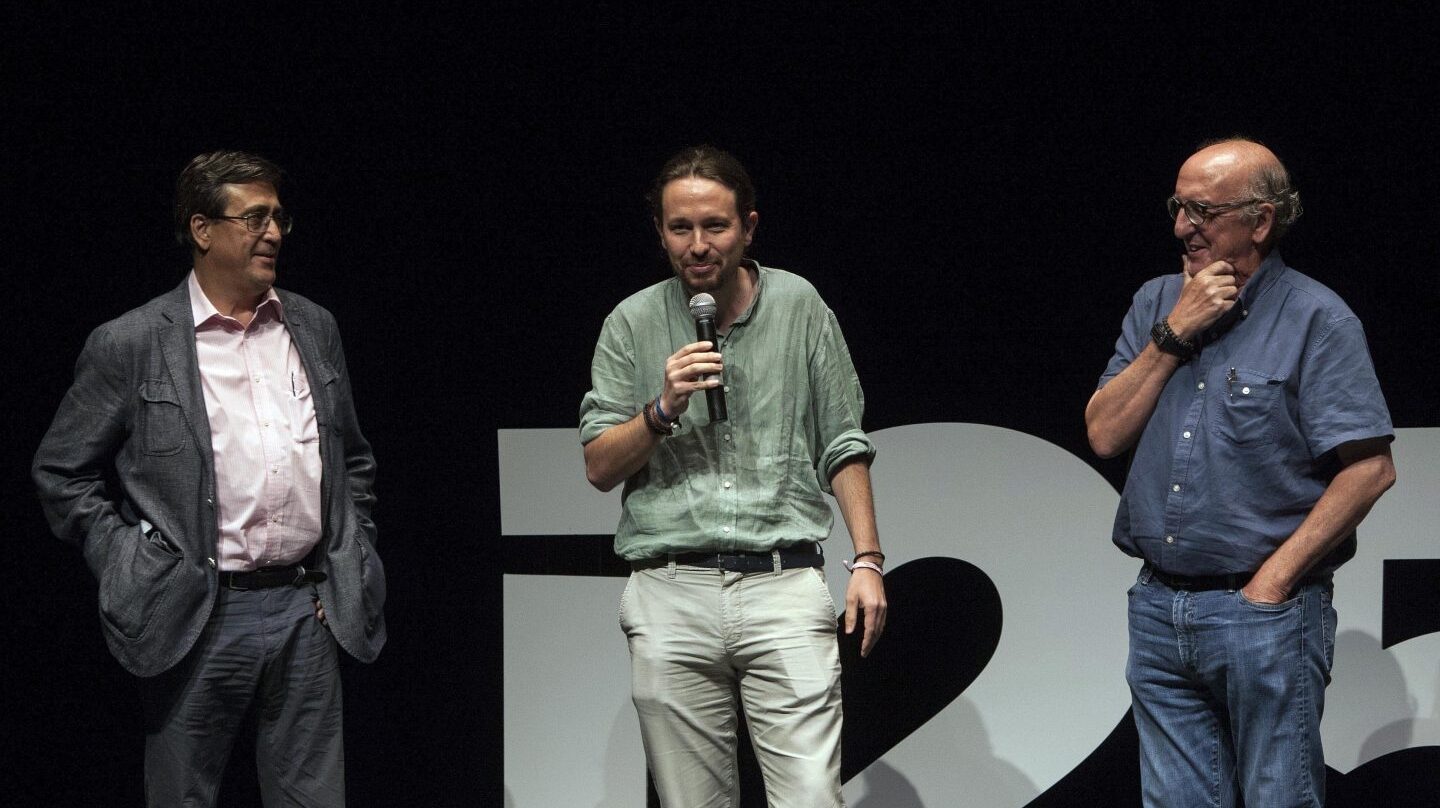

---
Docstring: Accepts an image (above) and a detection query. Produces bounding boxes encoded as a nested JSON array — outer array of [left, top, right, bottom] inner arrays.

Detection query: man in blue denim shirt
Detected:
[[1086, 139, 1396, 808]]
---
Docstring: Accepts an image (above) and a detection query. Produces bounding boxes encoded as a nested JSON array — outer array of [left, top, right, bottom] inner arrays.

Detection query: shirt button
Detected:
[[1197, 382, 1206, 390], [1172, 484, 1181, 492], [722, 526, 731, 533], [1242, 309, 1249, 317], [253, 376, 262, 384], [1182, 431, 1192, 439], [1241, 386, 1251, 395], [723, 481, 732, 489], [723, 434, 731, 442], [262, 420, 271, 428], [271, 466, 280, 474], [724, 385, 731, 392], [1165, 535, 1175, 544]]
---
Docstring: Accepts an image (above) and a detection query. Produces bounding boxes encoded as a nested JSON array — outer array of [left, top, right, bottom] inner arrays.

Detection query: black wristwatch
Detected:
[[1150, 318, 1197, 361]]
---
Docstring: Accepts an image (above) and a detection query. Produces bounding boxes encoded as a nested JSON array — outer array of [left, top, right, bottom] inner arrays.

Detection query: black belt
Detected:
[[1149, 567, 1254, 591], [633, 542, 824, 573], [218, 564, 327, 590], [1150, 566, 1329, 593]]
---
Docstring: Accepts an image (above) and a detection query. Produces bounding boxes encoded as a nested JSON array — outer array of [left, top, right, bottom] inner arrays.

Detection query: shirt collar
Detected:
[[729, 260, 763, 328], [1240, 251, 1286, 311], [187, 270, 284, 331]]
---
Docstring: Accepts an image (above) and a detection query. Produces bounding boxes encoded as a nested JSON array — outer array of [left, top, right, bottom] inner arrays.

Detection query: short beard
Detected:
[[676, 255, 741, 298]]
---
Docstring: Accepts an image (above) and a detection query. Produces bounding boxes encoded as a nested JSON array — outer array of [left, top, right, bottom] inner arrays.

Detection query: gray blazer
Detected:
[[33, 280, 386, 677]]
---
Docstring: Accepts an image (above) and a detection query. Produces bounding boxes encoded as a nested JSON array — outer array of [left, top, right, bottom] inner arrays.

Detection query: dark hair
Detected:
[[174, 151, 284, 248], [648, 145, 756, 224]]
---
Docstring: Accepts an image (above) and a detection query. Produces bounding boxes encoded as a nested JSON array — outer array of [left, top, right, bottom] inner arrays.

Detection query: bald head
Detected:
[[1185, 139, 1281, 181], [1181, 138, 1302, 244]]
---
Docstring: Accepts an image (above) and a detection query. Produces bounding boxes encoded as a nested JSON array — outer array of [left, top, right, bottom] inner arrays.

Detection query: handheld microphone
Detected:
[[688, 293, 728, 422]]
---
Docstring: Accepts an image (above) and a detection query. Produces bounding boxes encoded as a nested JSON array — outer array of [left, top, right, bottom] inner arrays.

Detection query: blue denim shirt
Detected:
[[1098, 253, 1393, 576]]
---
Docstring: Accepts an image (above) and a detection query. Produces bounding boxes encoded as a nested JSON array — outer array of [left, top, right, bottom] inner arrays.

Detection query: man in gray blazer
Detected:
[[33, 151, 385, 807]]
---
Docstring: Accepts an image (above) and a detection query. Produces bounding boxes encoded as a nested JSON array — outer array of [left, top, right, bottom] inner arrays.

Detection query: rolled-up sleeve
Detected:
[[811, 309, 876, 493], [579, 315, 636, 445]]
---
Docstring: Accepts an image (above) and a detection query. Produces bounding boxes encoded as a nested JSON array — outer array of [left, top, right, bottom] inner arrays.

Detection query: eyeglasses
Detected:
[[1166, 196, 1261, 227], [211, 211, 293, 235]]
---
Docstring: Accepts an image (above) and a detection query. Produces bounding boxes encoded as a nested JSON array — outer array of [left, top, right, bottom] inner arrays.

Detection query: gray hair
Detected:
[[1241, 160, 1302, 241]]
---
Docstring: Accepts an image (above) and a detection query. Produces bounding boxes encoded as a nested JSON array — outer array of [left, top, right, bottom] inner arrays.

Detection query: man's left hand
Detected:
[[844, 569, 887, 657]]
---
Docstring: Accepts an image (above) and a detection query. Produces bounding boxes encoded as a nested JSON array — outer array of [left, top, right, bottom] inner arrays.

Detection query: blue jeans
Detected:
[[1126, 566, 1336, 808]]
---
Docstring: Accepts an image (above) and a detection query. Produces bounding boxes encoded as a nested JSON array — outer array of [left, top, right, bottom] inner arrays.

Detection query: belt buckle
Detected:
[[223, 571, 251, 591]]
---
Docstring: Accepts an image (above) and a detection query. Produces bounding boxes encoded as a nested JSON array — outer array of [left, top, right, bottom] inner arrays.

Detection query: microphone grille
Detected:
[[688, 293, 717, 320]]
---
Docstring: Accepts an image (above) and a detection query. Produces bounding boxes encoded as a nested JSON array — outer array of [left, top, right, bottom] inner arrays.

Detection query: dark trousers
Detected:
[[139, 583, 344, 807]]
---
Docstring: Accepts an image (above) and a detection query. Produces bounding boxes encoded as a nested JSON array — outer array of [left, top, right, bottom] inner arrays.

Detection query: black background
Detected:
[[7, 4, 1438, 805]]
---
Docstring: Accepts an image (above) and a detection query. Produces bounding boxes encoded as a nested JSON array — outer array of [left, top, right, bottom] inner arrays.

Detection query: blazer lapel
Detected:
[[158, 281, 214, 463], [279, 295, 337, 529]]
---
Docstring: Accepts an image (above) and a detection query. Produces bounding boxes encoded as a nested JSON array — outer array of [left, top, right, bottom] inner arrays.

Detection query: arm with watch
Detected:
[[1084, 259, 1239, 458]]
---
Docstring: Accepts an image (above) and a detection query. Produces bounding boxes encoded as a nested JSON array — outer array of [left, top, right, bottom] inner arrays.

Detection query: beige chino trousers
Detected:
[[620, 556, 845, 808]]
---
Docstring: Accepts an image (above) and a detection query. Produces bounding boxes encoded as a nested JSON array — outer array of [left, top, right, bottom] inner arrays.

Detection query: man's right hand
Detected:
[[1167, 257, 1238, 342], [661, 341, 723, 419]]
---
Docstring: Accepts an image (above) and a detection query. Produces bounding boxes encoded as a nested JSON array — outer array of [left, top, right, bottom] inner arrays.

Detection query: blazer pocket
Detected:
[[99, 522, 184, 640], [139, 379, 186, 456], [355, 530, 387, 634]]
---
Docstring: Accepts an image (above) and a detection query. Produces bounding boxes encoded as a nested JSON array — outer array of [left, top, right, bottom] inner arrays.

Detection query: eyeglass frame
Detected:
[[209, 210, 294, 235], [1166, 195, 1266, 227]]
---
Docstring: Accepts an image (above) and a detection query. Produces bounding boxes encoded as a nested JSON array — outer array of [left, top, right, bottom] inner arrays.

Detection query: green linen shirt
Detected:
[[580, 263, 876, 561]]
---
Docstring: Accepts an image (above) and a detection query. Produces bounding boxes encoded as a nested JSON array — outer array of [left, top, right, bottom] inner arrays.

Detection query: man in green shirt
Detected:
[[581, 145, 887, 806]]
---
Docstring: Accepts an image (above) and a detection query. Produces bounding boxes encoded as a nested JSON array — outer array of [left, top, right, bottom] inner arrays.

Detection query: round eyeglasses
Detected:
[[1166, 195, 1260, 227]]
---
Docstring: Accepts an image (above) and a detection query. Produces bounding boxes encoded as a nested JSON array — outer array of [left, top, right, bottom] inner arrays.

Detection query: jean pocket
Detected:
[[1236, 589, 1300, 612]]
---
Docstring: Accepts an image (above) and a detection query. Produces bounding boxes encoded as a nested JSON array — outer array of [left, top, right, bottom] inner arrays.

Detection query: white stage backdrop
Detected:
[[500, 425, 1439, 807]]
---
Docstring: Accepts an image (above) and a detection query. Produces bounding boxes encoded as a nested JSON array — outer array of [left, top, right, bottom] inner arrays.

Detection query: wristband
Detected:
[[1150, 318, 1197, 361], [653, 396, 673, 424], [844, 559, 884, 575], [642, 399, 675, 436], [853, 550, 886, 564]]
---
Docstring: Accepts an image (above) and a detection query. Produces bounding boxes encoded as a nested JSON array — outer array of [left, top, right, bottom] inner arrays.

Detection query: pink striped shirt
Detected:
[[188, 272, 323, 572]]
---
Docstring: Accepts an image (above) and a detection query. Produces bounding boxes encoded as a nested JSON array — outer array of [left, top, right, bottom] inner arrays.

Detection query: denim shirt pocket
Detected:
[[139, 379, 186, 456], [1210, 369, 1284, 447]]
